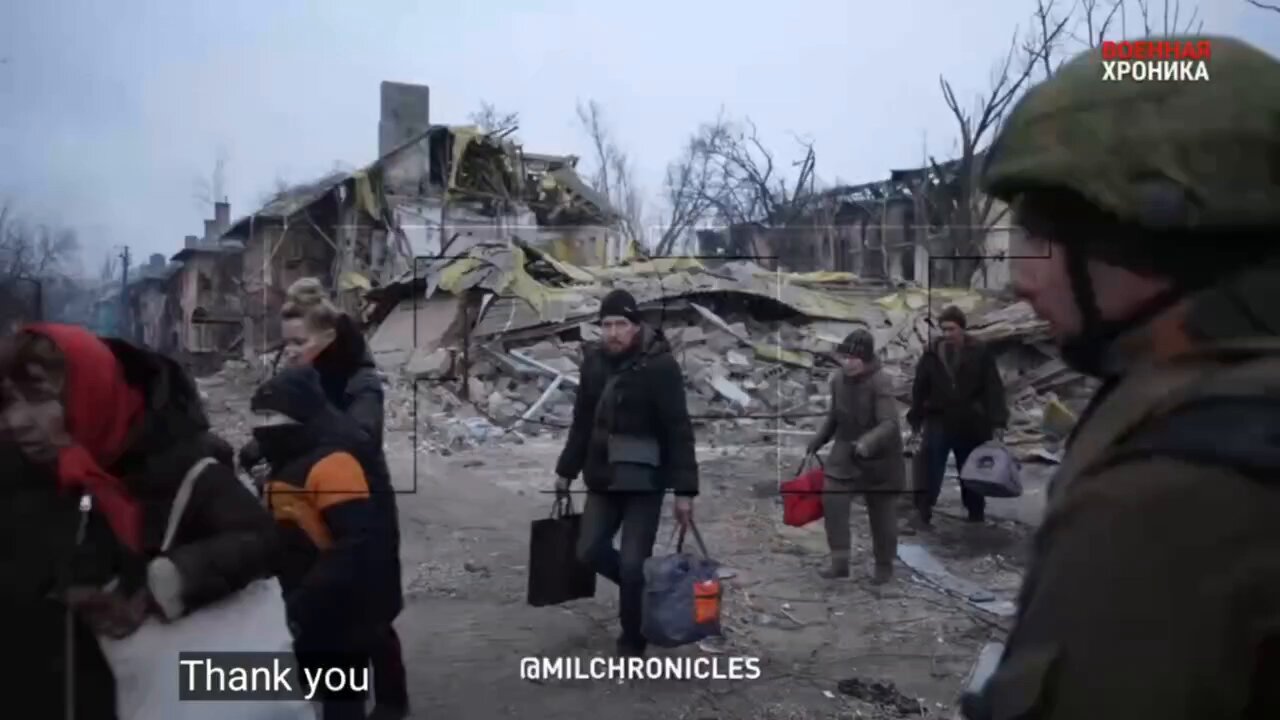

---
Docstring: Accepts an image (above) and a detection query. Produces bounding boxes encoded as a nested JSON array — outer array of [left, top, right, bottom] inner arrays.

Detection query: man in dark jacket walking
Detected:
[[907, 306, 1008, 525], [554, 289, 699, 657]]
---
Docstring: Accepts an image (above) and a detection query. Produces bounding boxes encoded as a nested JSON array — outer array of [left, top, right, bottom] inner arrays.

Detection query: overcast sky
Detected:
[[1, 0, 1275, 274]]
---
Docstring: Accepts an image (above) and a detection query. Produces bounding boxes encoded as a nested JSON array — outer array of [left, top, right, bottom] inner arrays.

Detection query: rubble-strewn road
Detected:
[[374, 430, 1048, 720], [199, 366, 1052, 719]]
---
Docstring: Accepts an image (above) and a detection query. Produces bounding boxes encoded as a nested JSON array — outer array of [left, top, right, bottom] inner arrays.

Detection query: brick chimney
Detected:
[[214, 201, 231, 233], [185, 235, 198, 249], [149, 253, 165, 270], [203, 219, 216, 242], [379, 81, 430, 158]]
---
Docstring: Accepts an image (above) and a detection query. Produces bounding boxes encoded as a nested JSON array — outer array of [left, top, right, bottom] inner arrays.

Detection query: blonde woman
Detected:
[[242, 278, 409, 719]]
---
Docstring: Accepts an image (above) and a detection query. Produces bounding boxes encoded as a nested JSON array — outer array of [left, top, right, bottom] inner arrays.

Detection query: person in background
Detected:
[[906, 305, 1008, 526], [239, 277, 408, 720], [806, 329, 904, 584], [0, 324, 276, 720], [251, 366, 400, 720], [554, 289, 699, 657]]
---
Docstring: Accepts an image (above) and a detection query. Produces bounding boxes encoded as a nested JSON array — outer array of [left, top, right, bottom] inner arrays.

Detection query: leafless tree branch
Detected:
[[1246, 0, 1280, 12], [692, 114, 816, 229], [193, 146, 230, 211], [0, 200, 80, 282], [575, 99, 644, 247], [930, 2, 1070, 284], [654, 124, 720, 256], [469, 101, 520, 138]]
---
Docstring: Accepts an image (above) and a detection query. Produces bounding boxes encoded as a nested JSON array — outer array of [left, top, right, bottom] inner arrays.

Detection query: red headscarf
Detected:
[[24, 324, 146, 552]]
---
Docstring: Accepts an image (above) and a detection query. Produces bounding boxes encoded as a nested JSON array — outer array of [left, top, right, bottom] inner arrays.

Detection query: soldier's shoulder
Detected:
[[1099, 394, 1280, 483], [1066, 450, 1280, 554]]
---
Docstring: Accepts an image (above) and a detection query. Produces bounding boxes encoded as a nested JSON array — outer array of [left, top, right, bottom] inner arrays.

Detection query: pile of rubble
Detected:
[[369, 247, 1092, 456], [205, 239, 1090, 457]]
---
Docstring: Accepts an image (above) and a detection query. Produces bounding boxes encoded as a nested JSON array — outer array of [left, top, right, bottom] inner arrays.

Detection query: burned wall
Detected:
[[242, 222, 335, 354]]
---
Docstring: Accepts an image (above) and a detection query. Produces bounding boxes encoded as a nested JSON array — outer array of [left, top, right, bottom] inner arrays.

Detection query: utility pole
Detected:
[[118, 245, 131, 339]]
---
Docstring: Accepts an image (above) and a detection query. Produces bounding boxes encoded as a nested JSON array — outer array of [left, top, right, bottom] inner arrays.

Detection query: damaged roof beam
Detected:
[[512, 373, 565, 430], [504, 348, 580, 386]]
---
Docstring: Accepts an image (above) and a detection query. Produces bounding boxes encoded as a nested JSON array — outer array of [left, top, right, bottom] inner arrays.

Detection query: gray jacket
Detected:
[[813, 363, 906, 491]]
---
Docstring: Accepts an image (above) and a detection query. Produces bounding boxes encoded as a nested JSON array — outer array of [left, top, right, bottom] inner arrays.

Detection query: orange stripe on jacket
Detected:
[[266, 451, 370, 549]]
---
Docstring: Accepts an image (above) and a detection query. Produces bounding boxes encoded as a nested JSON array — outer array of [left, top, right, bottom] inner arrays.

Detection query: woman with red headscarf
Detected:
[[0, 324, 277, 720]]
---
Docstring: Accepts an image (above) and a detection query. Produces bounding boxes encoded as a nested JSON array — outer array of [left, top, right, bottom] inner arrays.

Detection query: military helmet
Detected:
[[982, 36, 1280, 231]]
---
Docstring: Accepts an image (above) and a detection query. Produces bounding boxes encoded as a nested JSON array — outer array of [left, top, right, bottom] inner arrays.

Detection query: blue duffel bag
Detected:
[[641, 520, 723, 648]]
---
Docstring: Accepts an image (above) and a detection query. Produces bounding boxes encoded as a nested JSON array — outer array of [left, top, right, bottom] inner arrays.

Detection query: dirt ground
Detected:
[[202, 377, 1049, 720]]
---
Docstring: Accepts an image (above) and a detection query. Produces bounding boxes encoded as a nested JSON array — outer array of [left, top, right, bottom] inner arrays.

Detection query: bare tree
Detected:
[[0, 202, 80, 281], [926, 0, 1203, 286], [1074, 0, 1124, 47], [1246, 0, 1280, 13], [469, 101, 520, 138], [575, 99, 644, 248], [1133, 0, 1203, 34], [1029, 0, 1075, 76], [929, 2, 1070, 284], [193, 146, 230, 210], [653, 124, 723, 256], [1073, 0, 1203, 45], [661, 112, 820, 266], [694, 113, 817, 229]]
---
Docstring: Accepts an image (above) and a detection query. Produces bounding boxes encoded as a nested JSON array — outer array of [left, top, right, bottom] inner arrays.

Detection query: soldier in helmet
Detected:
[[962, 36, 1280, 718]]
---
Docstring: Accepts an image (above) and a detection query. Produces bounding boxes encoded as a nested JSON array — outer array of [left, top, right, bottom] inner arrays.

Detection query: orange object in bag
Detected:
[[693, 579, 721, 625]]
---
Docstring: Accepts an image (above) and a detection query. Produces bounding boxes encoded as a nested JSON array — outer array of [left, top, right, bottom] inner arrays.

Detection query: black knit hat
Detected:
[[250, 366, 328, 422], [836, 329, 876, 361], [599, 289, 640, 323], [938, 305, 967, 328]]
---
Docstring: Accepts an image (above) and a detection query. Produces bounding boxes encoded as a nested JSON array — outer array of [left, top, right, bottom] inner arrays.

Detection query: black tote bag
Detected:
[[527, 496, 597, 607]]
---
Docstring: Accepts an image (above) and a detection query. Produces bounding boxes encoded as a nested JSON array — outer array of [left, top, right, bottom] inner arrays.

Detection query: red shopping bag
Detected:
[[781, 455, 825, 527]]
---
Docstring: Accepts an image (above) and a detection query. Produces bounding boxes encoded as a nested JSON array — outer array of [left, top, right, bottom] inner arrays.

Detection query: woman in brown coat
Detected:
[[806, 329, 906, 584]]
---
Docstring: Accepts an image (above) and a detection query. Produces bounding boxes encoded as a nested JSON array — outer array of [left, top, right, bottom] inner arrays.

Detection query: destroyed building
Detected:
[[124, 253, 180, 352], [696, 156, 1013, 290], [160, 81, 1073, 459], [363, 228, 1086, 465], [169, 200, 243, 359], [221, 81, 623, 361]]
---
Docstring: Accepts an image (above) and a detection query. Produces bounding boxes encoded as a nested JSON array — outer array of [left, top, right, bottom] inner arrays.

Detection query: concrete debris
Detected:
[[709, 372, 753, 408], [897, 543, 1016, 617], [206, 243, 1083, 453], [835, 676, 924, 716], [962, 642, 1006, 697], [406, 347, 454, 379], [368, 254, 1080, 448]]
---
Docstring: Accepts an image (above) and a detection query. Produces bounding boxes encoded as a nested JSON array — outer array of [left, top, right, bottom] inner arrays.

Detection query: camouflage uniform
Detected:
[[963, 36, 1280, 718]]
